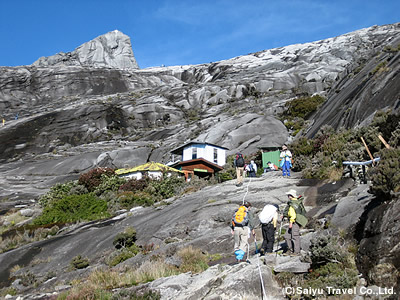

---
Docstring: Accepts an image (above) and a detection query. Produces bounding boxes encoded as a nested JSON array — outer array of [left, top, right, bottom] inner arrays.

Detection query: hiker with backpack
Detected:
[[258, 203, 279, 255], [282, 189, 308, 255], [280, 144, 293, 177], [246, 160, 257, 177], [234, 153, 245, 187], [231, 201, 256, 262]]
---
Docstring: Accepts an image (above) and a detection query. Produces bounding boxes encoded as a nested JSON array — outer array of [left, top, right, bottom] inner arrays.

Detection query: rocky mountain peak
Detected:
[[32, 30, 139, 69]]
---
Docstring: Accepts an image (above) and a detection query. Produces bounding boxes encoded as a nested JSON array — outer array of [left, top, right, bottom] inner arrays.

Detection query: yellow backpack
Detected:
[[232, 206, 249, 226]]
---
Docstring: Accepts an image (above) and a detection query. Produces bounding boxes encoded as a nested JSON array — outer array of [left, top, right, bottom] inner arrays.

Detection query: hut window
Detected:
[[192, 147, 197, 159]]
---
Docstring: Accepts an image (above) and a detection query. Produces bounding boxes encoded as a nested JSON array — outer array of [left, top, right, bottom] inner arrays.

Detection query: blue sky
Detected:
[[0, 0, 399, 69]]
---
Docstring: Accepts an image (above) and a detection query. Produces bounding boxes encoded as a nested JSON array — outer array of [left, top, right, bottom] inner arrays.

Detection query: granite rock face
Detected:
[[0, 173, 302, 298], [0, 24, 400, 298], [33, 30, 139, 69], [0, 23, 399, 201], [356, 197, 400, 296]]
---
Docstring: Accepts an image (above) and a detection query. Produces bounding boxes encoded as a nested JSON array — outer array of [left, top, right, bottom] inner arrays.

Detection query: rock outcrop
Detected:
[[33, 30, 139, 69], [0, 23, 400, 299], [0, 173, 306, 298]]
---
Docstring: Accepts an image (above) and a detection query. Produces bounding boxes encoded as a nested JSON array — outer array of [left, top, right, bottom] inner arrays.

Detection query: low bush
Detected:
[[276, 234, 359, 299], [113, 227, 137, 249], [117, 191, 154, 209], [78, 167, 115, 192], [33, 194, 110, 225], [370, 148, 400, 199], [279, 95, 325, 136], [283, 95, 326, 119], [38, 181, 79, 207], [70, 255, 90, 270], [93, 174, 126, 196], [290, 110, 400, 183], [107, 247, 139, 267], [177, 246, 209, 273], [218, 155, 239, 182], [148, 175, 185, 200], [119, 177, 150, 192]]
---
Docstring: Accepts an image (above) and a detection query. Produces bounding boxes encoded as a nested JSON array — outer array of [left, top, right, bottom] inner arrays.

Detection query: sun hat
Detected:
[[285, 189, 298, 198]]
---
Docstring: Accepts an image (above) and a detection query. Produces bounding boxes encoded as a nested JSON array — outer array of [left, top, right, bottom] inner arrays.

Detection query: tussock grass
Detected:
[[177, 245, 209, 273], [59, 246, 209, 299]]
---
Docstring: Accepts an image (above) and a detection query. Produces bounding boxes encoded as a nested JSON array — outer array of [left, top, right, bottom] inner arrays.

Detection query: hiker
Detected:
[[231, 201, 256, 262], [280, 144, 293, 177], [234, 153, 245, 187], [246, 160, 257, 177], [265, 161, 278, 172], [258, 203, 279, 255], [2, 118, 5, 126], [282, 189, 308, 255]]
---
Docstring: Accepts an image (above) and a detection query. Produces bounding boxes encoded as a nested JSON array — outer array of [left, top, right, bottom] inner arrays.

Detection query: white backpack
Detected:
[[259, 204, 277, 224]]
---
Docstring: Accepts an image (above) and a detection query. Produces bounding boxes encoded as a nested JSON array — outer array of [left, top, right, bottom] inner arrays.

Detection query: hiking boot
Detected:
[[282, 250, 294, 256], [259, 248, 265, 256]]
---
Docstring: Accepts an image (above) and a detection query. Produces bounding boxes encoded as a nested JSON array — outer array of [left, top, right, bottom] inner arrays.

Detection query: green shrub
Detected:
[[177, 246, 209, 273], [283, 95, 325, 119], [93, 174, 126, 196], [38, 181, 79, 207], [17, 271, 37, 287], [70, 255, 89, 270], [370, 148, 400, 199], [117, 191, 154, 209], [107, 248, 138, 267], [119, 177, 151, 192], [109, 227, 140, 266], [33, 194, 110, 225], [309, 235, 350, 268], [289, 110, 400, 181], [306, 262, 358, 295], [78, 167, 115, 192], [218, 155, 237, 182], [277, 234, 359, 299], [147, 175, 185, 200], [113, 227, 137, 249]]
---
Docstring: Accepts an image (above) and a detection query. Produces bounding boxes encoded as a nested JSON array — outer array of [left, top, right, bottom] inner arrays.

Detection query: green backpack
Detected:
[[289, 199, 308, 227]]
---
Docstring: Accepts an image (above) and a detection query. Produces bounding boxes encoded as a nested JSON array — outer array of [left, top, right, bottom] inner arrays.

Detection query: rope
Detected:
[[241, 176, 267, 299], [255, 236, 268, 299], [242, 176, 252, 205]]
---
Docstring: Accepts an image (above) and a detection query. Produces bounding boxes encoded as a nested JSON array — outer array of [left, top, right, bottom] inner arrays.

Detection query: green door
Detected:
[[262, 150, 280, 168]]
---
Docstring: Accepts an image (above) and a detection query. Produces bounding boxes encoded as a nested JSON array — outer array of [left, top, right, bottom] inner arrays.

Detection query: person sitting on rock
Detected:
[[231, 201, 256, 262], [265, 161, 278, 172]]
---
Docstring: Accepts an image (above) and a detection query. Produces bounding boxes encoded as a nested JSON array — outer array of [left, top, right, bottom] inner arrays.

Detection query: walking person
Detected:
[[258, 203, 279, 255], [282, 189, 308, 255], [280, 144, 292, 177], [246, 160, 257, 177], [234, 153, 245, 187], [231, 201, 256, 262]]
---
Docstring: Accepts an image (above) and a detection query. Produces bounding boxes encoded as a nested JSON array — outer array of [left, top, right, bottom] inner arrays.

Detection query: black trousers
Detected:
[[261, 223, 275, 253]]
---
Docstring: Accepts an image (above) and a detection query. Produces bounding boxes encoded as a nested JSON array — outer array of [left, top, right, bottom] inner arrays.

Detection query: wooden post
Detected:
[[360, 137, 375, 165], [378, 135, 391, 149]]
